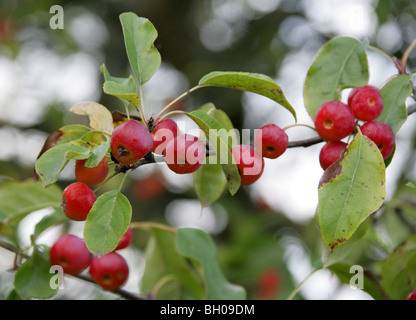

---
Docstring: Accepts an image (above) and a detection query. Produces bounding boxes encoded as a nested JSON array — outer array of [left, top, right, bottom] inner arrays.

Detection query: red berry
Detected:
[[151, 118, 179, 155], [360, 121, 395, 159], [110, 120, 153, 165], [348, 85, 383, 121], [114, 227, 133, 251], [62, 182, 96, 221], [406, 289, 416, 300], [258, 269, 280, 300], [319, 141, 348, 170], [254, 124, 288, 159], [314, 101, 355, 141], [50, 234, 92, 275], [230, 145, 265, 186], [164, 134, 206, 174], [75, 157, 109, 186], [89, 252, 129, 291]]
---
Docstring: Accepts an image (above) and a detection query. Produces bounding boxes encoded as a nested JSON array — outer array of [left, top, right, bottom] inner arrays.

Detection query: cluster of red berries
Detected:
[[110, 117, 290, 186], [49, 228, 133, 291], [314, 85, 395, 170]]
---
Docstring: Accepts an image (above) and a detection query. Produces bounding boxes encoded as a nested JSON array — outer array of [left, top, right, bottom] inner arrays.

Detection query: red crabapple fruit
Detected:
[[114, 227, 133, 251], [75, 157, 109, 186], [50, 234, 92, 275], [164, 134, 206, 174], [314, 101, 355, 141], [360, 121, 395, 159], [348, 85, 383, 121], [110, 120, 153, 165], [319, 141, 348, 170], [151, 118, 179, 155], [254, 124, 288, 159], [89, 252, 129, 291], [62, 182, 96, 221], [230, 144, 265, 186]]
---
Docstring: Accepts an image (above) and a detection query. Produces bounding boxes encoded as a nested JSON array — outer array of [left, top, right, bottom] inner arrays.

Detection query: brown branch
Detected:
[[288, 136, 324, 148], [0, 239, 150, 300]]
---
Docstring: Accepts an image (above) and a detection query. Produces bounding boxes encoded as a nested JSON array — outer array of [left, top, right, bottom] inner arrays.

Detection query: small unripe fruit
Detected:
[[89, 252, 129, 291], [314, 101, 355, 141], [75, 157, 109, 186], [110, 120, 153, 165], [151, 118, 179, 155], [230, 144, 265, 186], [348, 85, 383, 121], [319, 141, 348, 170], [114, 227, 133, 251], [164, 134, 206, 174], [254, 124, 288, 159], [50, 234, 92, 275], [360, 121, 395, 159], [62, 182, 96, 221]]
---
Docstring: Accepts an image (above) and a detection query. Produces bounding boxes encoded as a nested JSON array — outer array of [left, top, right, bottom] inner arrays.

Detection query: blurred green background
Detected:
[[1, 0, 416, 300]]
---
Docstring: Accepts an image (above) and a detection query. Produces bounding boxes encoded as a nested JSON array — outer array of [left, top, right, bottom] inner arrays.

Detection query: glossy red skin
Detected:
[[348, 85, 383, 121], [115, 227, 133, 251], [75, 157, 109, 186], [50, 234, 92, 275], [89, 252, 129, 291], [254, 124, 288, 159], [319, 141, 348, 170], [406, 290, 416, 300], [230, 145, 265, 186], [314, 101, 355, 141], [62, 182, 96, 221], [164, 134, 206, 174], [110, 120, 153, 165], [151, 118, 179, 154], [360, 121, 395, 159]]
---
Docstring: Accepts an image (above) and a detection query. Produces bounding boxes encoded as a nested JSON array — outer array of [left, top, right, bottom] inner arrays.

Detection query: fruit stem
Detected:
[[283, 123, 316, 132], [401, 39, 416, 73], [155, 85, 203, 121], [130, 221, 177, 233], [286, 268, 322, 300]]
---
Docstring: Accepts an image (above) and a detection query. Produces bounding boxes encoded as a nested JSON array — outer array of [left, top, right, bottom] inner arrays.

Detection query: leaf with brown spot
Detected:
[[318, 132, 386, 252]]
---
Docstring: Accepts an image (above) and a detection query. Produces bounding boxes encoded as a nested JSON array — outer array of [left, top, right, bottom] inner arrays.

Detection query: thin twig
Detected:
[[287, 136, 324, 148], [0, 239, 150, 300]]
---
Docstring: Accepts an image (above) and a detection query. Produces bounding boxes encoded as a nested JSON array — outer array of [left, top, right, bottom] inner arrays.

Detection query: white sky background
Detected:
[[0, 0, 415, 300]]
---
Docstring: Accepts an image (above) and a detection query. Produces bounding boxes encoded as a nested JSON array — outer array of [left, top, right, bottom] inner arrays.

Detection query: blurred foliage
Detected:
[[1, 0, 416, 300]]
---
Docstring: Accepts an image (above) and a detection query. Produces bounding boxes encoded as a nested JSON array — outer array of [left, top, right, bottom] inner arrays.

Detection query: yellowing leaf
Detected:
[[69, 101, 114, 133]]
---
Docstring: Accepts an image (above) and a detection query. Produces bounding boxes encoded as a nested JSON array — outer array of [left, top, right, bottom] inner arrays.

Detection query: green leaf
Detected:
[[179, 109, 241, 195], [54, 125, 91, 145], [304, 36, 369, 120], [141, 226, 205, 300], [193, 156, 227, 207], [119, 12, 161, 85], [14, 245, 57, 299], [377, 74, 412, 135], [199, 103, 238, 148], [328, 263, 387, 300], [35, 140, 92, 186], [381, 235, 416, 300], [199, 71, 296, 121], [84, 190, 132, 256], [318, 132, 386, 252], [0, 179, 62, 224], [32, 209, 67, 241], [69, 102, 114, 134], [176, 227, 247, 300], [103, 81, 140, 107], [85, 139, 110, 168], [101, 64, 139, 107]]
